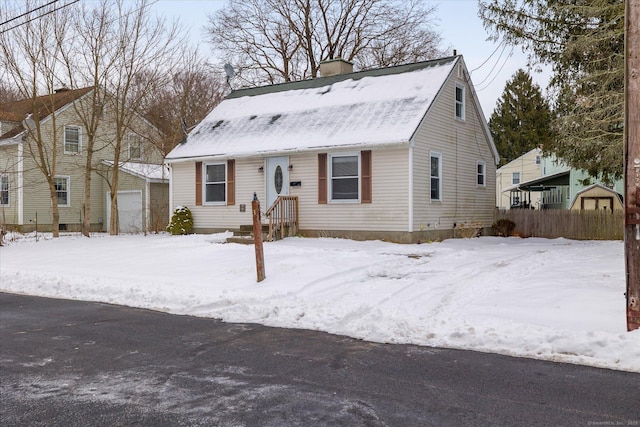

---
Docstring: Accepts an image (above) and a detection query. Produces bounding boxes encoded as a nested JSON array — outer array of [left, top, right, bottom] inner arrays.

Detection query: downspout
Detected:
[[167, 163, 173, 223], [145, 179, 151, 233], [408, 142, 414, 233], [18, 139, 24, 226]]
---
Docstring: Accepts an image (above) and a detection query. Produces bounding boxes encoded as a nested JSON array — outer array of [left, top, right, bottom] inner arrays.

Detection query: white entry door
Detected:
[[265, 156, 289, 208], [106, 190, 143, 233]]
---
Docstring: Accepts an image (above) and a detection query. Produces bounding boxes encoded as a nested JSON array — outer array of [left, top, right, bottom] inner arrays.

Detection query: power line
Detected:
[[477, 46, 515, 92], [0, 0, 79, 35], [0, 0, 60, 27], [470, 39, 505, 74]]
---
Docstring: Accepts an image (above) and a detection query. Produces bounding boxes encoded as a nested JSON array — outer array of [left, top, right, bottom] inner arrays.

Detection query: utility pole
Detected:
[[624, 0, 640, 331]]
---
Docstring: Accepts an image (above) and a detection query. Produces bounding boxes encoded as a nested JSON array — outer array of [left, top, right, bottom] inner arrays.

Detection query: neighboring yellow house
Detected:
[[496, 148, 542, 209], [0, 87, 169, 233]]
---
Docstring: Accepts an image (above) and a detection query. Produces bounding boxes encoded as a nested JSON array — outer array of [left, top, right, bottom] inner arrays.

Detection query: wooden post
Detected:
[[252, 193, 266, 282], [625, 0, 640, 331]]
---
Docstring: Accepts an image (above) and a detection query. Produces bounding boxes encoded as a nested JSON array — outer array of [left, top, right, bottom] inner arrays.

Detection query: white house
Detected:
[[165, 56, 499, 243]]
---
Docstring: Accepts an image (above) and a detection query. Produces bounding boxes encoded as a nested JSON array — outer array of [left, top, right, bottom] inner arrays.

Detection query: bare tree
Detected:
[[207, 0, 445, 86], [0, 0, 73, 238], [101, 0, 186, 235], [56, 0, 115, 237], [136, 52, 226, 156], [0, 79, 20, 104]]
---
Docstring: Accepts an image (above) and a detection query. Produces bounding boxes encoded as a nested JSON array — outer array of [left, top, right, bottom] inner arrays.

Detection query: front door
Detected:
[[266, 156, 289, 208]]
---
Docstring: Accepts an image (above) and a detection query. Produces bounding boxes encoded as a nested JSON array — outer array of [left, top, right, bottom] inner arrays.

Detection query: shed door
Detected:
[[265, 156, 289, 208], [106, 191, 143, 233]]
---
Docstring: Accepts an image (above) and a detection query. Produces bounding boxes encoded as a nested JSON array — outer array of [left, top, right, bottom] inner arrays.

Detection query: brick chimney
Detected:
[[319, 58, 353, 77]]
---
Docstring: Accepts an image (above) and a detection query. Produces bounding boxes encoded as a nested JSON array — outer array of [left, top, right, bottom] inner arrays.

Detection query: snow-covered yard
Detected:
[[1, 232, 638, 372]]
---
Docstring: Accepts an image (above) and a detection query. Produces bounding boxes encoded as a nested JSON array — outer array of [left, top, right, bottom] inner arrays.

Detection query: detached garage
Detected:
[[103, 162, 170, 234], [106, 190, 143, 233]]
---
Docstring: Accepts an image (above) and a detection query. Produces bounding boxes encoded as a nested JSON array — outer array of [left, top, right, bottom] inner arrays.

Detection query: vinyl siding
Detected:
[[4, 90, 164, 231], [295, 147, 409, 232], [411, 68, 497, 231], [171, 147, 410, 232], [171, 158, 264, 229], [0, 143, 20, 224]]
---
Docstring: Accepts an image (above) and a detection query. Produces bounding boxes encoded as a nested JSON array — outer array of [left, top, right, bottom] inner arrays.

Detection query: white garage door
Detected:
[[106, 191, 143, 233]]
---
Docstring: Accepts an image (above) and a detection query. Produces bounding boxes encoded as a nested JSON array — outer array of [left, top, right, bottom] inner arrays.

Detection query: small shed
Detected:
[[570, 184, 623, 212]]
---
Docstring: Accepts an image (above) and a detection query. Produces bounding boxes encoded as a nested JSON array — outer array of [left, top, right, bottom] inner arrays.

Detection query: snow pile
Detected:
[[1, 233, 638, 372]]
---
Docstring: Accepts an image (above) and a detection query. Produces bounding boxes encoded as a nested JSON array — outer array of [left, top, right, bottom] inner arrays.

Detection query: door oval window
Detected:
[[274, 165, 283, 194]]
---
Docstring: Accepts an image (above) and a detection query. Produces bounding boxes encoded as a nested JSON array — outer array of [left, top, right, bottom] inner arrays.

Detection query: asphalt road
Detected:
[[1, 292, 638, 426]]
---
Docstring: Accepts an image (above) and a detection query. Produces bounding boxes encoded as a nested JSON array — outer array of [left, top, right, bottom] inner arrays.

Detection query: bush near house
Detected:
[[492, 219, 516, 237], [167, 206, 193, 235]]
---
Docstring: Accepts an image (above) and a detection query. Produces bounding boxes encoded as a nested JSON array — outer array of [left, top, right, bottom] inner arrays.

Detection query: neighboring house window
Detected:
[[330, 154, 359, 201], [512, 172, 520, 185], [430, 152, 442, 201], [455, 83, 465, 120], [128, 134, 141, 160], [54, 176, 70, 207], [477, 161, 486, 187], [535, 155, 541, 165], [0, 175, 9, 206], [64, 126, 81, 154], [204, 163, 226, 203]]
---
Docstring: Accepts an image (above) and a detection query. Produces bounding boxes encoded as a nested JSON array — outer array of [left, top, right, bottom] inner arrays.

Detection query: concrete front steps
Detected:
[[225, 224, 296, 244], [226, 224, 269, 245]]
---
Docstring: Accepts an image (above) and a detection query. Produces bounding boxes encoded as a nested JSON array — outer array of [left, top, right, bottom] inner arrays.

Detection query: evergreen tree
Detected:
[[489, 69, 555, 166], [480, 0, 624, 179]]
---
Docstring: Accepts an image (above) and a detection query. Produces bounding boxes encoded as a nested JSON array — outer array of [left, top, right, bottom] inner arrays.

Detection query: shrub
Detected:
[[492, 218, 516, 237], [166, 206, 193, 235]]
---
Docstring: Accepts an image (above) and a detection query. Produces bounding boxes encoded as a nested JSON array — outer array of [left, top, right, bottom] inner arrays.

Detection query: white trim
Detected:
[[430, 152, 442, 202], [455, 83, 465, 121], [408, 144, 414, 232], [203, 161, 227, 205], [168, 164, 173, 223], [328, 152, 360, 203], [476, 160, 486, 187], [145, 181, 151, 232], [18, 141, 24, 224], [63, 125, 82, 154], [0, 174, 9, 207]]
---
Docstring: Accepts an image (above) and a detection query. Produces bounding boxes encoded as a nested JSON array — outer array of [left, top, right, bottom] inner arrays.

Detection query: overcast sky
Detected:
[[152, 0, 552, 120]]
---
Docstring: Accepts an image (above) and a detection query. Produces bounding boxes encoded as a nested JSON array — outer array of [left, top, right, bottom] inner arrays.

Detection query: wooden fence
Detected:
[[495, 209, 624, 240]]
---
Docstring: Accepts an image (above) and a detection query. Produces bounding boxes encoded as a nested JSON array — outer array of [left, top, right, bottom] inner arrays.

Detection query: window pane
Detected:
[[206, 164, 225, 183], [431, 178, 440, 200], [456, 86, 463, 102], [206, 183, 225, 202], [65, 127, 79, 142], [332, 177, 358, 199], [65, 127, 79, 152], [430, 156, 439, 177], [0, 176, 8, 205], [54, 178, 68, 205], [332, 156, 358, 177]]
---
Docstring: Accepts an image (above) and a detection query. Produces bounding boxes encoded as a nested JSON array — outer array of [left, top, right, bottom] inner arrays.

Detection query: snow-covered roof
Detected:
[[165, 57, 459, 162], [103, 161, 169, 182]]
